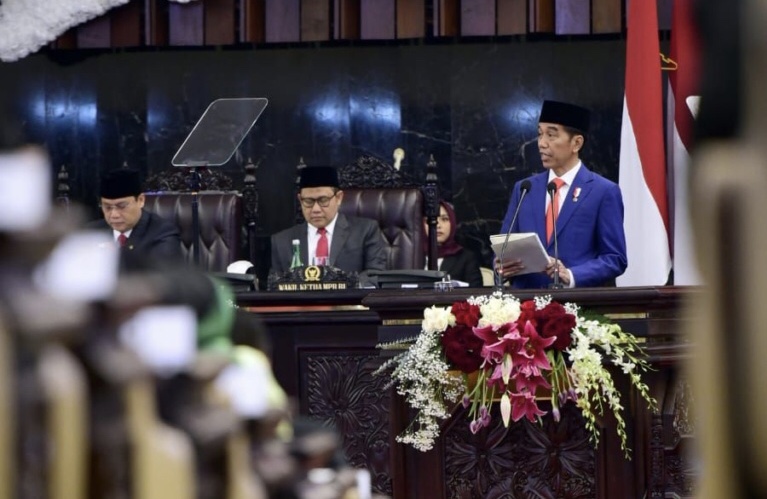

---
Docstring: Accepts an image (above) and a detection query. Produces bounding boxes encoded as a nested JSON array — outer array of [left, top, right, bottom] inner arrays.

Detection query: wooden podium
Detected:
[[238, 286, 699, 498]]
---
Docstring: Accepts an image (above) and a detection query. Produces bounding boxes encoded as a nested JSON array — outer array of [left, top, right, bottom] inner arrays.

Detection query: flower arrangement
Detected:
[[375, 292, 656, 455]]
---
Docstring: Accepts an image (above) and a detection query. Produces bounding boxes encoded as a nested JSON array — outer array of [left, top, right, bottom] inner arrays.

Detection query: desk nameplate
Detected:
[[268, 265, 358, 292]]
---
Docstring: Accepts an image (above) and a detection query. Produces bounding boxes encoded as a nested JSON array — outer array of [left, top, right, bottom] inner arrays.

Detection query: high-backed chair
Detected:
[[144, 192, 242, 272], [339, 188, 424, 270], [140, 165, 262, 273]]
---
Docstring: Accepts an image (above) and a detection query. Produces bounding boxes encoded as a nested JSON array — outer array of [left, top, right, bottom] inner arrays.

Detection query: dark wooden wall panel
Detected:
[[77, 17, 111, 49], [361, 0, 395, 39], [397, 0, 425, 39], [592, 0, 621, 33], [529, 0, 554, 33], [657, 0, 672, 30], [169, 1, 204, 46], [38, 0, 676, 54], [265, 0, 300, 42], [51, 29, 78, 50], [497, 0, 527, 35], [461, 0, 496, 36], [301, 0, 331, 41], [240, 0, 265, 42], [205, 0, 236, 45], [555, 0, 589, 34], [434, 0, 459, 36], [145, 0, 169, 46], [111, 1, 143, 47], [335, 0, 361, 39]]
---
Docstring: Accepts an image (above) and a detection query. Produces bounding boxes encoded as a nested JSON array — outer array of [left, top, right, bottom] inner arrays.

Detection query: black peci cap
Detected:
[[100, 168, 142, 199], [298, 166, 339, 189], [539, 100, 591, 134]]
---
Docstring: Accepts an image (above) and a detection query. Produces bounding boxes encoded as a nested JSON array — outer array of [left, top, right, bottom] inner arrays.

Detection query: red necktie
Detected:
[[117, 233, 128, 247], [545, 178, 566, 244], [316, 228, 328, 263]]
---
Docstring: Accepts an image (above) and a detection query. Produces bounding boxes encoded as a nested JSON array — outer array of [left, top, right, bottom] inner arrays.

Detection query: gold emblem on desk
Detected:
[[304, 265, 322, 281]]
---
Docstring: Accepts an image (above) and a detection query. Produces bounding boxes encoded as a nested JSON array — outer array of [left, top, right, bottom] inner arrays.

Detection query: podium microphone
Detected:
[[495, 180, 532, 291], [547, 180, 563, 289]]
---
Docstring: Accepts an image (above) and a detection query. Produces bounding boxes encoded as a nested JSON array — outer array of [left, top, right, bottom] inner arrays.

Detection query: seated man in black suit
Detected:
[[270, 166, 387, 274], [88, 169, 182, 261]]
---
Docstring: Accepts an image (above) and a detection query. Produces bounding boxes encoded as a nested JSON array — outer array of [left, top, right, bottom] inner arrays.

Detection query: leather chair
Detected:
[[339, 188, 425, 270], [144, 192, 242, 272]]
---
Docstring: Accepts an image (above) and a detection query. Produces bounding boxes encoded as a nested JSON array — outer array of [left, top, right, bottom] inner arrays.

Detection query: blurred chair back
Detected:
[[339, 188, 424, 270], [144, 192, 242, 272], [126, 379, 195, 499], [39, 346, 87, 499], [0, 314, 12, 499]]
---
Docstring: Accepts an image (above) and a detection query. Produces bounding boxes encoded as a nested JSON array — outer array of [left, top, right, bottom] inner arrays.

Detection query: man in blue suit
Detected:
[[498, 100, 627, 288]]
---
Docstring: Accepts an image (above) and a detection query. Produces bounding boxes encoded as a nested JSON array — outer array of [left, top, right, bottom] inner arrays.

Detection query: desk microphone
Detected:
[[495, 180, 532, 291], [547, 180, 563, 289]]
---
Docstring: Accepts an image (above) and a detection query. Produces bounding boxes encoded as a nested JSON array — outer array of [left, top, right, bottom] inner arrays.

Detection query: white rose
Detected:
[[422, 306, 455, 334], [478, 297, 520, 327]]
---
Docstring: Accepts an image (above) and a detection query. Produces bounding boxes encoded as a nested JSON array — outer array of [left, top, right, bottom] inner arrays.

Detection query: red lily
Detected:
[[473, 322, 525, 364], [519, 321, 556, 370], [511, 390, 547, 423]]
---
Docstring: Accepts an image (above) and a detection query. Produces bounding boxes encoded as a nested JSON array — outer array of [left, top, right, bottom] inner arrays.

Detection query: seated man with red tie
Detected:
[[497, 100, 627, 288], [270, 166, 387, 274], [88, 168, 182, 261]]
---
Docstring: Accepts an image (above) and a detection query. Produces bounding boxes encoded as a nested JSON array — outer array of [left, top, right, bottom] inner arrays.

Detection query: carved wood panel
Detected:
[[144, 168, 234, 192], [338, 155, 421, 189], [441, 404, 595, 498], [304, 353, 393, 496], [664, 377, 697, 498]]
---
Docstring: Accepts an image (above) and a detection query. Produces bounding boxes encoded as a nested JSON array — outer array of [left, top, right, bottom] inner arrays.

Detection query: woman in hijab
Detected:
[[424, 201, 484, 287]]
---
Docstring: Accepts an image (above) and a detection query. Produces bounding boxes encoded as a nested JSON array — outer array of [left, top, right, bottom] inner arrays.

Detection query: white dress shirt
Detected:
[[306, 215, 338, 265], [113, 229, 132, 242], [546, 162, 582, 288]]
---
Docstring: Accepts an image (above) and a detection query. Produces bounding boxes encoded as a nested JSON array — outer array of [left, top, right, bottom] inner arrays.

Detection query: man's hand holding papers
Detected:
[[490, 233, 549, 279]]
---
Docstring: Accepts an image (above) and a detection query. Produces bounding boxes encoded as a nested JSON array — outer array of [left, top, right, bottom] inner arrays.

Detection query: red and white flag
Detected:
[[616, 0, 671, 286], [668, 0, 702, 285]]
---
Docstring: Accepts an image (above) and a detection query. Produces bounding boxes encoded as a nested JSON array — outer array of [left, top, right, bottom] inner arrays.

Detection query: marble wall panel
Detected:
[[0, 38, 627, 271]]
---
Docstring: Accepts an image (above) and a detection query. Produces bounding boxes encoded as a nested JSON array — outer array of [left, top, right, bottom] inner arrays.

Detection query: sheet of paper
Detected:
[[490, 233, 550, 275]]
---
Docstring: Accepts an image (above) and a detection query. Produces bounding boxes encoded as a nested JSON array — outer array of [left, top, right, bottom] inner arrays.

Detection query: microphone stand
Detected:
[[548, 183, 563, 289], [495, 181, 531, 291], [186, 165, 204, 267]]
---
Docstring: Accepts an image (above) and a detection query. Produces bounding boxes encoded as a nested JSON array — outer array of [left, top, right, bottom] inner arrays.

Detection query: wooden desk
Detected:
[[237, 290, 394, 494], [237, 287, 699, 499]]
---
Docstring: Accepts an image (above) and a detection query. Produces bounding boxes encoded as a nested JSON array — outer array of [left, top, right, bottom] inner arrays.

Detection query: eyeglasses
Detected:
[[299, 193, 337, 208], [100, 201, 134, 213]]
